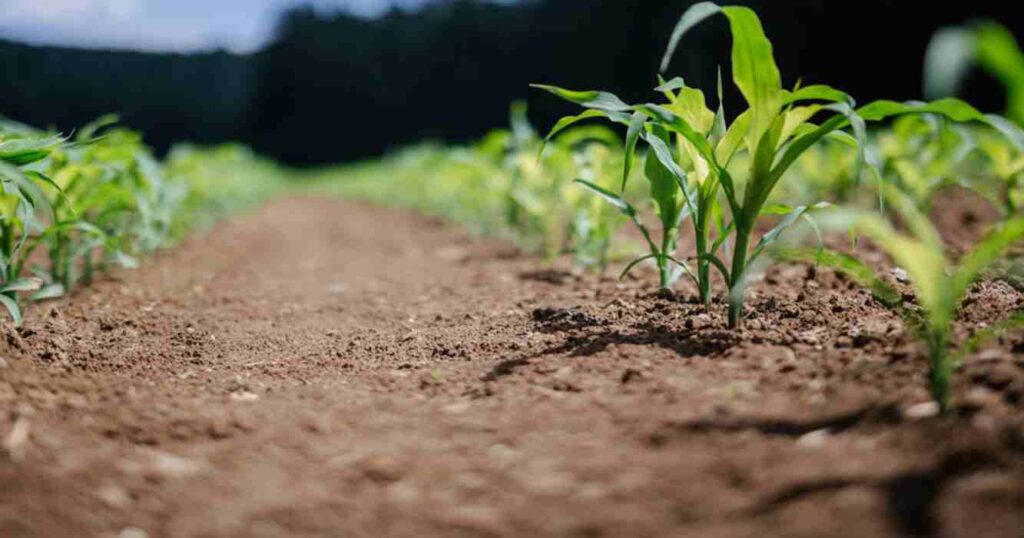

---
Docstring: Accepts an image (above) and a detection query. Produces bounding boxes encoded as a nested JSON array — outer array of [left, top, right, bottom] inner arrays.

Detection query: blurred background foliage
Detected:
[[1, 0, 1022, 165]]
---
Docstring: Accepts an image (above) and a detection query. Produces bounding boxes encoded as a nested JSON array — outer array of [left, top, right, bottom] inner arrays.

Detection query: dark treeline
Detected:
[[2, 0, 1023, 165]]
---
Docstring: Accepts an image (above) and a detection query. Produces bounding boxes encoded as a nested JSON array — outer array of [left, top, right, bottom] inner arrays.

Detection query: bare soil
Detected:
[[2, 196, 1023, 537]]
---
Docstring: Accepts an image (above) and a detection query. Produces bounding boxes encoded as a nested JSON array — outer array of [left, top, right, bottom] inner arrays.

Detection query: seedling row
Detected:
[[314, 3, 1024, 412], [0, 117, 280, 325]]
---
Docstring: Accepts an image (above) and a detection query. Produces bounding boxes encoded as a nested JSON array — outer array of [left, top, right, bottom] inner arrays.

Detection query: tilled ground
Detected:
[[2, 196, 1023, 537]]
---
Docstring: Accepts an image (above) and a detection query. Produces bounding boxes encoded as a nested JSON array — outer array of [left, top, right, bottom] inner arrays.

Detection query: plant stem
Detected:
[[658, 226, 677, 290], [695, 214, 711, 306], [727, 227, 751, 328], [928, 332, 952, 413]]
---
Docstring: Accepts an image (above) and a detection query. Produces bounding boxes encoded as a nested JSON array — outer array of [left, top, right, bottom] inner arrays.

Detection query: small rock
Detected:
[[207, 418, 235, 439], [96, 484, 132, 508], [975, 349, 1007, 363], [797, 428, 830, 448], [685, 313, 712, 330], [0, 357, 8, 369], [958, 387, 1001, 413], [230, 391, 260, 403], [119, 528, 149, 538], [359, 455, 404, 483], [3, 417, 31, 461], [984, 365, 1018, 390], [890, 267, 910, 283], [120, 449, 205, 480], [904, 401, 941, 420], [553, 365, 574, 380], [443, 401, 470, 415]]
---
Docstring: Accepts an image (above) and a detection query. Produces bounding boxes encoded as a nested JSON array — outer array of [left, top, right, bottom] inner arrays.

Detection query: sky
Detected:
[[0, 0, 444, 53]]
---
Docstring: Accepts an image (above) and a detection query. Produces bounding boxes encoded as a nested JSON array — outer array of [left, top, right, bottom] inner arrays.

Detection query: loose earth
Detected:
[[2, 197, 1023, 537]]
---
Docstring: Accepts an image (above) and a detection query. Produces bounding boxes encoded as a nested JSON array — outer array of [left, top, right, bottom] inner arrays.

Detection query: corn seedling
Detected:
[[534, 2, 1014, 326], [875, 115, 979, 211], [532, 69, 734, 300], [926, 21, 1024, 126], [962, 128, 1024, 215], [0, 115, 282, 325], [781, 188, 1024, 412], [567, 140, 628, 271]]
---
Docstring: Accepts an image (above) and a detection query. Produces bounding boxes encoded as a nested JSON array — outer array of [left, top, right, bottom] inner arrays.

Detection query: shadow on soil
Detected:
[[749, 449, 1006, 537], [481, 319, 737, 383]]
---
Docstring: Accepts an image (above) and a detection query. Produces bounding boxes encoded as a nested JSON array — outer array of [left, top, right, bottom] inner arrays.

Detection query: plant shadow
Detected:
[[481, 319, 738, 382]]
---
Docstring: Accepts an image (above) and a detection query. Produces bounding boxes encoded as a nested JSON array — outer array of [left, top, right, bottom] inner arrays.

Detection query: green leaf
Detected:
[[643, 128, 687, 226], [855, 99, 1024, 151], [29, 283, 65, 302], [0, 135, 63, 166], [620, 254, 661, 280], [709, 69, 728, 147], [636, 104, 719, 169], [719, 5, 783, 152], [0, 277, 44, 293], [714, 110, 750, 165], [622, 112, 646, 190], [0, 294, 22, 326], [660, 2, 724, 73], [0, 162, 56, 225], [975, 21, 1024, 123], [697, 253, 731, 284], [783, 84, 853, 105], [773, 246, 902, 308], [76, 114, 120, 143], [574, 179, 637, 217], [951, 216, 1024, 305], [659, 2, 784, 151], [655, 77, 688, 93], [538, 109, 608, 160], [530, 84, 632, 113], [923, 27, 975, 100], [851, 211, 949, 324], [749, 202, 830, 263], [952, 311, 1024, 366]]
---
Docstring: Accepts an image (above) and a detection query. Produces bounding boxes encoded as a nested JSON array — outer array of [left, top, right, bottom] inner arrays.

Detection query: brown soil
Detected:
[[2, 196, 1023, 537]]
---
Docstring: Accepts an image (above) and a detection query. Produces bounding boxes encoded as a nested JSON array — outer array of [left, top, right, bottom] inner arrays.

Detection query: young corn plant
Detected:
[[566, 139, 628, 272], [0, 121, 67, 323], [872, 115, 988, 213], [534, 2, 1013, 325], [648, 2, 1022, 327], [964, 128, 1024, 215], [782, 188, 1024, 412], [532, 73, 734, 300], [926, 20, 1024, 126]]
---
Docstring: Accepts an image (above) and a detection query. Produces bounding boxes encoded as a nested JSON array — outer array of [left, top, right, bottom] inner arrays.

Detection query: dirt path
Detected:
[[2, 197, 1024, 537]]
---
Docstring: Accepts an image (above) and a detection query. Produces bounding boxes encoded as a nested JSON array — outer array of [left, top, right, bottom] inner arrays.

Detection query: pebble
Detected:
[[120, 449, 205, 480], [0, 357, 8, 369], [797, 428, 830, 448], [230, 391, 260, 403], [685, 313, 712, 330], [958, 387, 1001, 413], [96, 484, 132, 508], [442, 402, 470, 415], [903, 401, 940, 420], [984, 365, 1017, 390]]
